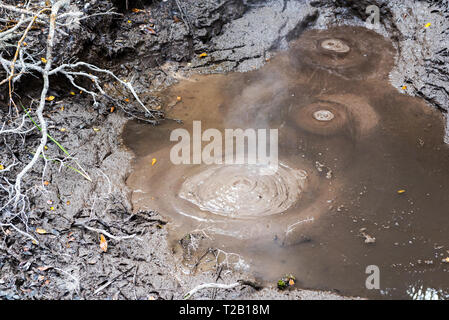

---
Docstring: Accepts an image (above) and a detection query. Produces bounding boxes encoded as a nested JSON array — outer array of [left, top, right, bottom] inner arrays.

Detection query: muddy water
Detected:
[[123, 27, 449, 299]]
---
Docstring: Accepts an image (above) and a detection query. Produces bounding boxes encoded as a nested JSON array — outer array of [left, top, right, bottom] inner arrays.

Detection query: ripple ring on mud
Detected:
[[178, 163, 308, 218], [293, 94, 379, 137], [320, 38, 351, 54]]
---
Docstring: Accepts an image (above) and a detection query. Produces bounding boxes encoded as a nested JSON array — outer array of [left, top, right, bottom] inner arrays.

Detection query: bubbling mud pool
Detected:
[[179, 163, 307, 218], [123, 27, 449, 299]]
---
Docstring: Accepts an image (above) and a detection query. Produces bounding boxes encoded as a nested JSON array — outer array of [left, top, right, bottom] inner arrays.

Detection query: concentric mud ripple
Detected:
[[178, 164, 308, 218], [293, 100, 348, 136], [319, 38, 351, 54], [291, 94, 379, 137], [126, 143, 329, 240], [291, 26, 395, 80]]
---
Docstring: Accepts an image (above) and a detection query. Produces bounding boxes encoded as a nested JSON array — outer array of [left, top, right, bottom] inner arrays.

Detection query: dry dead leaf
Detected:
[[36, 228, 47, 234], [100, 234, 108, 252]]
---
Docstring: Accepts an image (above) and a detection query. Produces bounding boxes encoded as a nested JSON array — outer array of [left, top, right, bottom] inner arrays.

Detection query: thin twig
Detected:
[[184, 281, 243, 299], [94, 266, 135, 295], [74, 222, 138, 241]]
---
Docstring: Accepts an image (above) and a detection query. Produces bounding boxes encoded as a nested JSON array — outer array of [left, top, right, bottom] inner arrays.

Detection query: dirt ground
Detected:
[[0, 0, 448, 300]]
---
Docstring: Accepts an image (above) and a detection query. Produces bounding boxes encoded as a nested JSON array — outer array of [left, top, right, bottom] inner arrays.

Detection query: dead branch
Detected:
[[73, 222, 139, 241], [183, 281, 243, 299]]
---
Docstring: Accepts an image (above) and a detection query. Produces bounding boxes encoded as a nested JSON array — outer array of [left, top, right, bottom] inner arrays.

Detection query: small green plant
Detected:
[[21, 104, 91, 182], [277, 279, 287, 290], [277, 274, 296, 290]]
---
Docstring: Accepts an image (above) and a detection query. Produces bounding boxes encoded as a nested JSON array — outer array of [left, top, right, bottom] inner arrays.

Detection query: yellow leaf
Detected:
[[93, 128, 100, 132], [0, 164, 4, 170], [401, 85, 407, 90], [288, 279, 295, 286], [397, 189, 406, 194], [36, 228, 47, 234], [425, 22, 431, 28], [70, 91, 76, 96], [45, 96, 55, 101], [44, 145, 48, 150], [41, 57, 47, 63], [199, 52, 208, 58], [60, 128, 66, 132], [100, 234, 108, 252], [66, 201, 71, 205], [50, 206, 55, 211], [127, 20, 132, 24], [151, 158, 157, 166]]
